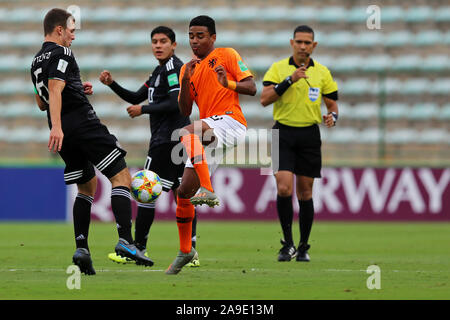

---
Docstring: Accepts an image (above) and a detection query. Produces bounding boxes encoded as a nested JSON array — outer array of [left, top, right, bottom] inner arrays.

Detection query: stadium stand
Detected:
[[0, 0, 448, 165]]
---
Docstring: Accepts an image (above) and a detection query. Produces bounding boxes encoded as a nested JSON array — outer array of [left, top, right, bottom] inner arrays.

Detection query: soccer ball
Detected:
[[130, 170, 163, 203]]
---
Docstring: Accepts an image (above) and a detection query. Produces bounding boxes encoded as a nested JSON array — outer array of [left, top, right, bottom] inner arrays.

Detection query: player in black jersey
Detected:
[[30, 8, 153, 274], [99, 26, 200, 267]]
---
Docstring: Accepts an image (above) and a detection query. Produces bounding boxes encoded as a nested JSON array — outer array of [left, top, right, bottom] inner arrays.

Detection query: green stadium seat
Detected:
[[0, 32, 11, 47], [418, 129, 448, 144], [2, 102, 30, 118], [206, 7, 233, 21], [334, 55, 363, 72], [354, 32, 383, 48], [286, 7, 318, 22], [29, 104, 47, 118], [359, 128, 381, 144], [14, 32, 41, 47], [118, 7, 151, 22], [246, 55, 274, 73], [318, 7, 346, 23], [340, 78, 373, 95], [361, 55, 390, 72], [421, 55, 449, 72], [231, 7, 260, 22], [0, 55, 21, 72], [346, 6, 367, 23], [414, 30, 442, 46], [402, 78, 430, 94], [314, 55, 333, 68], [386, 31, 412, 47], [382, 78, 403, 94], [392, 55, 421, 71], [0, 126, 6, 142], [434, 6, 450, 22], [105, 54, 134, 70], [98, 31, 125, 46], [325, 31, 353, 48], [215, 30, 239, 47], [129, 54, 158, 71], [31, 127, 49, 143], [405, 6, 433, 22], [8, 127, 36, 143], [440, 104, 450, 120], [268, 31, 292, 47], [173, 7, 203, 22], [429, 78, 450, 95], [7, 8, 39, 23], [93, 102, 122, 118], [241, 31, 266, 47], [146, 7, 173, 22], [77, 54, 105, 71], [382, 103, 409, 119], [386, 129, 418, 144], [408, 103, 439, 120], [326, 128, 359, 144], [0, 79, 28, 95], [89, 7, 122, 22], [379, 6, 404, 22], [124, 31, 149, 47], [333, 102, 351, 119], [351, 103, 379, 120], [260, 7, 289, 21], [89, 80, 109, 94], [74, 30, 97, 46]]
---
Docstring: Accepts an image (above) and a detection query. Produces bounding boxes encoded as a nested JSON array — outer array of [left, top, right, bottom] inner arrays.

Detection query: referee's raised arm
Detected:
[[260, 65, 308, 106]]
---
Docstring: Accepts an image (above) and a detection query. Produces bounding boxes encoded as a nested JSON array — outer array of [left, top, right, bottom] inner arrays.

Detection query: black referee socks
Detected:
[[73, 193, 93, 251], [299, 199, 315, 245], [111, 186, 134, 244], [276, 195, 294, 245]]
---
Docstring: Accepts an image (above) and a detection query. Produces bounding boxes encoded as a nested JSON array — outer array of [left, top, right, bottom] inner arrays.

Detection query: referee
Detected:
[[260, 25, 339, 262]]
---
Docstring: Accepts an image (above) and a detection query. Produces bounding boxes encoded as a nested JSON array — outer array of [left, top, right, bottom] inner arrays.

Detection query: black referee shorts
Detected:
[[144, 142, 186, 192], [271, 122, 322, 178], [59, 122, 127, 185]]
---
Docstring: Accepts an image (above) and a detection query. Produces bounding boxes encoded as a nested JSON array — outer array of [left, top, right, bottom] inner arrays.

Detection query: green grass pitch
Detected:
[[0, 221, 448, 300]]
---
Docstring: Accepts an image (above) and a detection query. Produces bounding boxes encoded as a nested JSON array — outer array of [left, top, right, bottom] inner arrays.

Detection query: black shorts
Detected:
[[271, 122, 322, 178], [59, 122, 127, 185], [144, 142, 186, 192]]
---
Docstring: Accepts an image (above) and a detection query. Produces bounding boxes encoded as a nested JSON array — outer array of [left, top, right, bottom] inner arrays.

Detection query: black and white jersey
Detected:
[[144, 55, 190, 148], [30, 42, 94, 130]]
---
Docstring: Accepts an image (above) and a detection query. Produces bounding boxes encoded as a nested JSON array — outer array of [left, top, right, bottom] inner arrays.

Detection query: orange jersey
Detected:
[[179, 47, 253, 127]]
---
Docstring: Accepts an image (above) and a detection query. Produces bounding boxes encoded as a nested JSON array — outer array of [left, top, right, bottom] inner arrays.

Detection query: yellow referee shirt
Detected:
[[263, 57, 338, 127]]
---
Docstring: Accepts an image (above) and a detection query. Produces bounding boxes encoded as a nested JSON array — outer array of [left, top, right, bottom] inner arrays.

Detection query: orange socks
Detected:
[[181, 133, 213, 192], [176, 197, 195, 253]]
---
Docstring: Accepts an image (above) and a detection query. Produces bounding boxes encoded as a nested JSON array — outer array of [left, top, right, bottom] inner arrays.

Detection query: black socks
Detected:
[[276, 195, 294, 245], [73, 193, 93, 251], [111, 186, 133, 244], [134, 203, 156, 251], [299, 199, 314, 245]]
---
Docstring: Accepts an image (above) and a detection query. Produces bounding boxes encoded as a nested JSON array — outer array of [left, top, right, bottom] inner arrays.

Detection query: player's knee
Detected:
[[297, 189, 313, 201], [109, 167, 131, 189], [177, 184, 196, 199], [277, 184, 293, 197], [78, 176, 97, 197]]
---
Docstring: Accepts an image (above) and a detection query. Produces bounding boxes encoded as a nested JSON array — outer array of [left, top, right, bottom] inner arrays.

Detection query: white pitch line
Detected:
[[0, 268, 165, 273]]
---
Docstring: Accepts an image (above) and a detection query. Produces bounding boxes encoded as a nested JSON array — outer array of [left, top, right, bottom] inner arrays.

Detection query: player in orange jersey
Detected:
[[166, 15, 256, 274]]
